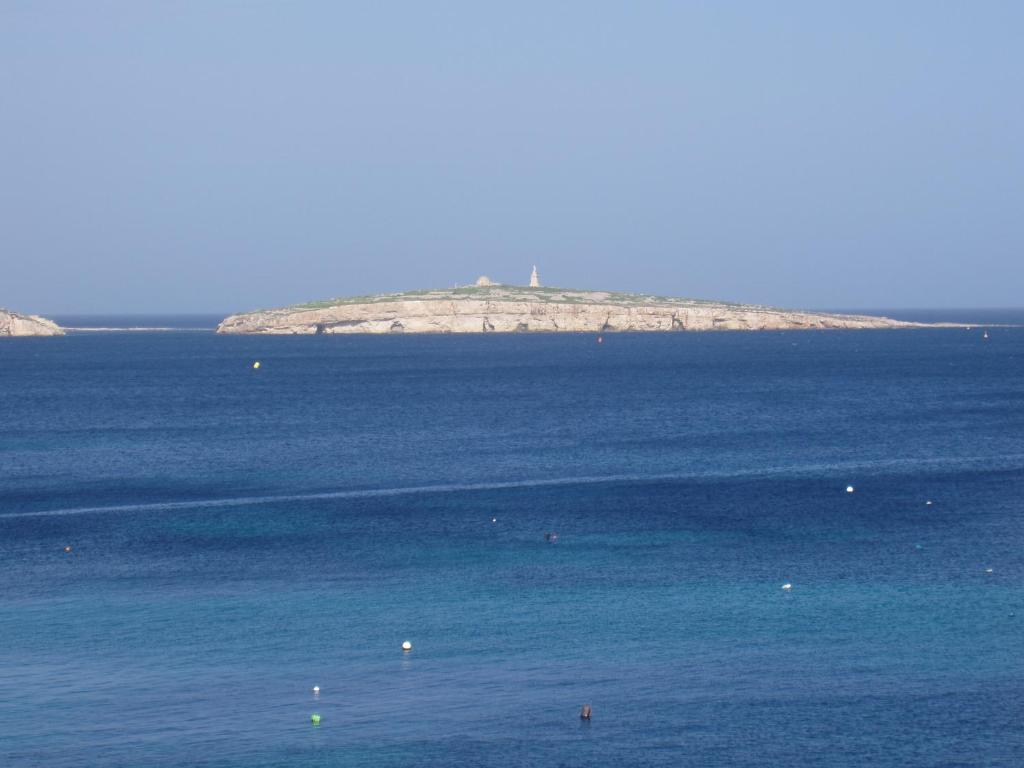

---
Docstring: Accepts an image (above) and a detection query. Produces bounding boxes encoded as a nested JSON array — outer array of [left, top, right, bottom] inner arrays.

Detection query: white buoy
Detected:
[[253, 361, 261, 369], [312, 685, 320, 695], [402, 640, 412, 652], [781, 583, 792, 591], [846, 486, 855, 493], [926, 500, 933, 505], [491, 517, 497, 523], [985, 568, 994, 574]]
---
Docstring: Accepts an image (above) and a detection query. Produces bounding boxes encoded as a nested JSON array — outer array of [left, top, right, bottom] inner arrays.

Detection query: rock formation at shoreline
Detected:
[[217, 286, 957, 335], [0, 308, 64, 337]]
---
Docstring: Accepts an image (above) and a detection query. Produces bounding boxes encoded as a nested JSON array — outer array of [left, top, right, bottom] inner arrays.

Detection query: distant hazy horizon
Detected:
[[45, 308, 1024, 334], [4, 2, 1022, 314]]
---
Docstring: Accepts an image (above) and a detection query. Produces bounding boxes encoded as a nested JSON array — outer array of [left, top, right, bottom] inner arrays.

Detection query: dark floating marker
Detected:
[[580, 704, 592, 720]]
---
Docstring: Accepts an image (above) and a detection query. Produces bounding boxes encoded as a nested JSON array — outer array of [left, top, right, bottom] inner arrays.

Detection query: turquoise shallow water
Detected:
[[1, 320, 1023, 766]]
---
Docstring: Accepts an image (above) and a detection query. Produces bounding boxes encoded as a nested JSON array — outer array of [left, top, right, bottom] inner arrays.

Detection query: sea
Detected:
[[1, 311, 1022, 767]]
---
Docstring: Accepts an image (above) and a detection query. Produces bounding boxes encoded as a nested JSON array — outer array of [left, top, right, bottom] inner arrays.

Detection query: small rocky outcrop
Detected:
[[216, 286, 960, 335], [0, 308, 64, 337]]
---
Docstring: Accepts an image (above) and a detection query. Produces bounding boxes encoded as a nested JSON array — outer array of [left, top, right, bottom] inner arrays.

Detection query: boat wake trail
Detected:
[[4, 453, 1024, 519]]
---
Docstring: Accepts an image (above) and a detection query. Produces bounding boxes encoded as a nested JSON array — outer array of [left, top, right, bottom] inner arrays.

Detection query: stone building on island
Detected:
[[472, 266, 540, 288]]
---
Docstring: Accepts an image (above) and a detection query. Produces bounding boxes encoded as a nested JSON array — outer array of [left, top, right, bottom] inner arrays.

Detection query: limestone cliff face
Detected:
[[217, 286, 935, 335], [0, 308, 63, 337]]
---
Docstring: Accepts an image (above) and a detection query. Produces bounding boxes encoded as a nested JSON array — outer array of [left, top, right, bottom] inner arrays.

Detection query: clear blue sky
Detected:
[[3, 1, 1022, 313]]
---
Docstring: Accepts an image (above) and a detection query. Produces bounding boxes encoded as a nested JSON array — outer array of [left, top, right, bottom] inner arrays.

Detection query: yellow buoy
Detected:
[[253, 361, 261, 369]]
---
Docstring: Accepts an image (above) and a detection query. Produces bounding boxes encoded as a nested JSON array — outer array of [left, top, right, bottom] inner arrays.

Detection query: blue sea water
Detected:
[[1, 318, 1023, 767]]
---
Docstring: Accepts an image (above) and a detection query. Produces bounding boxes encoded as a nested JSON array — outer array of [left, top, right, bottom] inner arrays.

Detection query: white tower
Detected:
[[529, 265, 540, 287]]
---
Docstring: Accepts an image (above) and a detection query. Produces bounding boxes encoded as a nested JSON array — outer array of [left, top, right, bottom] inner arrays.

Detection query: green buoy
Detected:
[[311, 713, 321, 726]]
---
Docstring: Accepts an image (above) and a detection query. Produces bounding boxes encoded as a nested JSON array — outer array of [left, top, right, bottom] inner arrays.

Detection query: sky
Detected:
[[2, 1, 1022, 314]]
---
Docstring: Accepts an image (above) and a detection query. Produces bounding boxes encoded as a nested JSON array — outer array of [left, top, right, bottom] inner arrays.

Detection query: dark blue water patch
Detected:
[[1, 321, 1023, 766]]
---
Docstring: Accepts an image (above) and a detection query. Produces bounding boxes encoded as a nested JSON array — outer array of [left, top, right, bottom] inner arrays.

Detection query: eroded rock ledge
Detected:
[[217, 286, 949, 335], [0, 308, 64, 337]]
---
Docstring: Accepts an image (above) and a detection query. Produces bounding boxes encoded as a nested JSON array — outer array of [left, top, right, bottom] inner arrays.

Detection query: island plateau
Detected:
[[218, 272, 954, 335], [0, 308, 63, 337]]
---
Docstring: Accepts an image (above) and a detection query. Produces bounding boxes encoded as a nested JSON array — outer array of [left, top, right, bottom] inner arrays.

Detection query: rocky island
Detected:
[[0, 308, 63, 337], [218, 268, 955, 335]]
